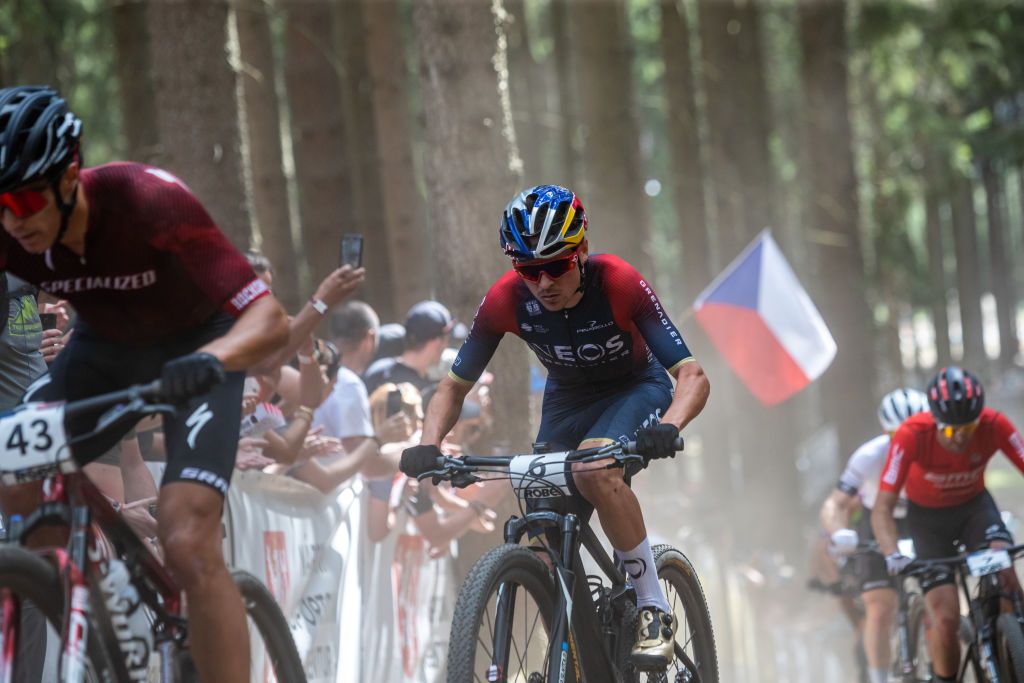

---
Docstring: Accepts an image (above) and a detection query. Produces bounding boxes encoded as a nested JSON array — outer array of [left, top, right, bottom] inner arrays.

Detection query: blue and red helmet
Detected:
[[499, 185, 587, 261], [927, 366, 984, 425]]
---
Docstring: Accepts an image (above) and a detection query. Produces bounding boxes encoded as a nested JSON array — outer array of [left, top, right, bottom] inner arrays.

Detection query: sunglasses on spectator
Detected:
[[0, 185, 50, 219], [513, 253, 579, 283], [938, 420, 979, 440]]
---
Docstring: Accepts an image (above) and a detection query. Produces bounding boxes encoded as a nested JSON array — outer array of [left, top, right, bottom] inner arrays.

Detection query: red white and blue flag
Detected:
[[694, 230, 836, 406]]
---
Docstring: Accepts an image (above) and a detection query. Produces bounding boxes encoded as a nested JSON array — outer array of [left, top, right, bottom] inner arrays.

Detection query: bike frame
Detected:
[[1, 468, 190, 683]]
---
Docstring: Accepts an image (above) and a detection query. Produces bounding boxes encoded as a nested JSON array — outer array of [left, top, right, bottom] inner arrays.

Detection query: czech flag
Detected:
[[694, 230, 836, 406]]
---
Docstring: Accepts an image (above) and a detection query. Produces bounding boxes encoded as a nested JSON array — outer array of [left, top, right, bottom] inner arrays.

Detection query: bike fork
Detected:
[[0, 590, 18, 683], [61, 506, 91, 683], [895, 586, 914, 678], [546, 514, 579, 683]]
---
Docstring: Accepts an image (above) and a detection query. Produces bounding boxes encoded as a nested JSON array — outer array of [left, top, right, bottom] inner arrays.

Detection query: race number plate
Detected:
[[0, 402, 71, 483], [509, 453, 573, 500], [966, 548, 1012, 577]]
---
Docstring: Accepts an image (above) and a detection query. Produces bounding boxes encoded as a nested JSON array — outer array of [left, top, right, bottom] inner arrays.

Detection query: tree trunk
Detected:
[[235, 0, 300, 310], [980, 157, 1018, 368], [571, 0, 653, 275], [282, 0, 352, 287], [798, 0, 876, 458], [924, 149, 952, 367], [549, 0, 578, 188], [505, 0, 543, 183], [362, 0, 430, 315], [110, 0, 160, 164], [660, 0, 710, 301], [698, 0, 776, 258], [951, 174, 986, 370], [414, 0, 528, 451], [335, 0, 396, 322], [147, 0, 251, 248]]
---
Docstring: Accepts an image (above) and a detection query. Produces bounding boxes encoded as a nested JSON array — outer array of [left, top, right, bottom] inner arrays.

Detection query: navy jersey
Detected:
[[0, 162, 268, 343], [451, 254, 694, 390]]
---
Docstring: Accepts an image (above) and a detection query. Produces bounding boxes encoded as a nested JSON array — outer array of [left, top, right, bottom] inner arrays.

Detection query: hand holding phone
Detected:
[[340, 234, 364, 269], [39, 313, 58, 330], [386, 389, 404, 417]]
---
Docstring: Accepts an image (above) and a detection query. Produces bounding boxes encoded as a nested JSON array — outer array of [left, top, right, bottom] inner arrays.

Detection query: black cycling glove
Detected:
[[635, 423, 680, 460], [160, 352, 225, 403], [400, 444, 444, 478]]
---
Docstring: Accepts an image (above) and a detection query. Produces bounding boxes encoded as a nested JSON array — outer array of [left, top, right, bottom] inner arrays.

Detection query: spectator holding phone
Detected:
[[0, 273, 46, 405], [364, 300, 455, 395]]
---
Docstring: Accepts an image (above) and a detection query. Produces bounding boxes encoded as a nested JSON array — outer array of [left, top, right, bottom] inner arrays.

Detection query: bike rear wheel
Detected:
[[996, 613, 1024, 682], [0, 546, 108, 682], [628, 544, 718, 683], [447, 544, 562, 683]]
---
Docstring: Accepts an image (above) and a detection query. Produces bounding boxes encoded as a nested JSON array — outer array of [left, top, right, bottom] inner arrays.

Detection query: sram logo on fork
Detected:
[[62, 584, 90, 682]]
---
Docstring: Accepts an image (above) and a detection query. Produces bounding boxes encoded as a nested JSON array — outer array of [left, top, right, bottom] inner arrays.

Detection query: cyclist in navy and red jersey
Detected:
[[873, 366, 1024, 683], [0, 86, 291, 682], [403, 184, 710, 669]]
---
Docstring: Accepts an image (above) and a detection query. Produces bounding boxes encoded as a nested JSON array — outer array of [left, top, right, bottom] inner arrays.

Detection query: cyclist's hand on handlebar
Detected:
[[160, 352, 225, 402], [400, 444, 444, 478], [635, 423, 680, 460], [828, 529, 859, 558], [885, 552, 913, 576]]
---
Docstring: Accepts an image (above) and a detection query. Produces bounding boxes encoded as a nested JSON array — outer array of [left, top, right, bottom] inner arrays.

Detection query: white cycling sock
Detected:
[[620, 537, 670, 613], [868, 667, 888, 683]]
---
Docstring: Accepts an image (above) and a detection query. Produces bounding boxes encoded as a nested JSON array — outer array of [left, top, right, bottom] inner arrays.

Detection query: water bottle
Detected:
[[98, 558, 153, 681]]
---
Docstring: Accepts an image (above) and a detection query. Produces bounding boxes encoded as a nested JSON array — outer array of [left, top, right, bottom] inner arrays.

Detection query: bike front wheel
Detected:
[[447, 543, 563, 683], [996, 612, 1024, 682], [632, 544, 719, 683]]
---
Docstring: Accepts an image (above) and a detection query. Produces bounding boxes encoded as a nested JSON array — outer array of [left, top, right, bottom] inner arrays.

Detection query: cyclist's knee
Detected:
[[862, 590, 897, 623], [158, 483, 227, 588], [570, 460, 626, 500]]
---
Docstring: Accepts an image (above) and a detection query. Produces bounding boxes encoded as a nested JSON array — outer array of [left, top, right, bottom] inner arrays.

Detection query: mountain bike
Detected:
[[401, 439, 718, 683], [901, 544, 1024, 682], [0, 380, 306, 682]]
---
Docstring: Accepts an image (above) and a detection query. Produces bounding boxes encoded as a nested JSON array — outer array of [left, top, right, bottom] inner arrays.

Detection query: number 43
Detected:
[[6, 420, 53, 456]]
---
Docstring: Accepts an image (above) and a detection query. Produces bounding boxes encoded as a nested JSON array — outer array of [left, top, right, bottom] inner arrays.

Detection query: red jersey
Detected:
[[879, 408, 1024, 508], [0, 162, 268, 343]]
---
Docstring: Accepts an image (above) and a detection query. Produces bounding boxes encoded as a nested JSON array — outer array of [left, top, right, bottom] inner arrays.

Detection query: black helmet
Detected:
[[927, 366, 984, 425], [0, 86, 82, 194]]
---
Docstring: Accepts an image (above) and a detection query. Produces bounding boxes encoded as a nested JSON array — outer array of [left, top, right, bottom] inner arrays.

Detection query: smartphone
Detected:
[[386, 389, 403, 417], [39, 313, 58, 330], [340, 233, 364, 269]]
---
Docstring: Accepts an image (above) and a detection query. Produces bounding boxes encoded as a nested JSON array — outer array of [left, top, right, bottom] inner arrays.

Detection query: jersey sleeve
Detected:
[[837, 454, 866, 496], [138, 167, 269, 317], [993, 412, 1024, 476], [879, 426, 915, 495], [450, 274, 519, 385], [603, 256, 694, 373]]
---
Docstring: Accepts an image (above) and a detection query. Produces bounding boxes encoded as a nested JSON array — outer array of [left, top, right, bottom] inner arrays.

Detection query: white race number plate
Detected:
[[966, 548, 1012, 577], [0, 403, 71, 480], [509, 453, 572, 500]]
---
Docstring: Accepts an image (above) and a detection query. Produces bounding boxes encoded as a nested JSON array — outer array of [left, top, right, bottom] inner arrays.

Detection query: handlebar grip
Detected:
[[623, 435, 685, 455], [673, 435, 685, 451], [399, 448, 445, 478]]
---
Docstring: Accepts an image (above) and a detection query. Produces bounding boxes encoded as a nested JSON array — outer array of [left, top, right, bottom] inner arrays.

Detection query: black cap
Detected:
[[405, 301, 454, 344]]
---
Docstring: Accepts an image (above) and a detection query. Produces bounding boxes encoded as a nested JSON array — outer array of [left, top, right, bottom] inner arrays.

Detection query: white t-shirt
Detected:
[[837, 433, 907, 517], [314, 366, 374, 439]]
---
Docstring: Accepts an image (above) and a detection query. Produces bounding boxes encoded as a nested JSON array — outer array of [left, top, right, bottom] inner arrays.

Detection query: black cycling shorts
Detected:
[[853, 508, 909, 593], [906, 489, 1013, 593], [22, 314, 243, 497]]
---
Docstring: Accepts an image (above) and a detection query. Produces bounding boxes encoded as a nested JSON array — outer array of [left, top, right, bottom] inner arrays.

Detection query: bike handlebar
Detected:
[[61, 380, 166, 422], [399, 436, 685, 483]]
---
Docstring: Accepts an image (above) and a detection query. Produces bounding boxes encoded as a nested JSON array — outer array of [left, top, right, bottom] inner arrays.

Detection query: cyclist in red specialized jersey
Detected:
[[0, 86, 290, 682], [873, 366, 1024, 683], [403, 185, 710, 668]]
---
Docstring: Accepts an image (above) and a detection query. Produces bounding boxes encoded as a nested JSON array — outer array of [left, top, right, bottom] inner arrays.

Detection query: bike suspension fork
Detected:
[[895, 580, 914, 677], [62, 506, 91, 683], [546, 514, 580, 683]]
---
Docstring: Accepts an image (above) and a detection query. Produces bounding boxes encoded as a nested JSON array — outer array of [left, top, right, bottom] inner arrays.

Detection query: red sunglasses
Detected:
[[513, 253, 579, 283], [0, 187, 49, 219]]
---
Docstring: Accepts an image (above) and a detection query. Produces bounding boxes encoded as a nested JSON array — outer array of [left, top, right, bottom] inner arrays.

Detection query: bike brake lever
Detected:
[[450, 472, 481, 489]]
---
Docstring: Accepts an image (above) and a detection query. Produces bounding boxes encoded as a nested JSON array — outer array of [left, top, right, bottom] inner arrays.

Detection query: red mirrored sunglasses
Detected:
[[0, 188, 49, 219], [513, 253, 579, 283]]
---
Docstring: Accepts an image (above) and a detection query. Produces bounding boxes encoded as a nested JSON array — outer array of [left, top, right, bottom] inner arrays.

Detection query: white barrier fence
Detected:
[[223, 471, 455, 683]]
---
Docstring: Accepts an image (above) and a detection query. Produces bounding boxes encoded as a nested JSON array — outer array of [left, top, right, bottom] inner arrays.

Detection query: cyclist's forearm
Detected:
[[871, 494, 900, 555], [258, 305, 323, 371], [420, 377, 472, 446], [820, 490, 854, 534], [661, 361, 710, 430], [202, 296, 289, 371]]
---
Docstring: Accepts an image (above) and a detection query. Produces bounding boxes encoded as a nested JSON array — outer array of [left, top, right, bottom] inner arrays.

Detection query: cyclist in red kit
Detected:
[[0, 85, 289, 682], [873, 366, 1024, 682]]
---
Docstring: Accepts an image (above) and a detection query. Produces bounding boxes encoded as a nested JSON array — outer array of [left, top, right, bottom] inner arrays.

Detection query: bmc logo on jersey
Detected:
[[882, 444, 904, 486]]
